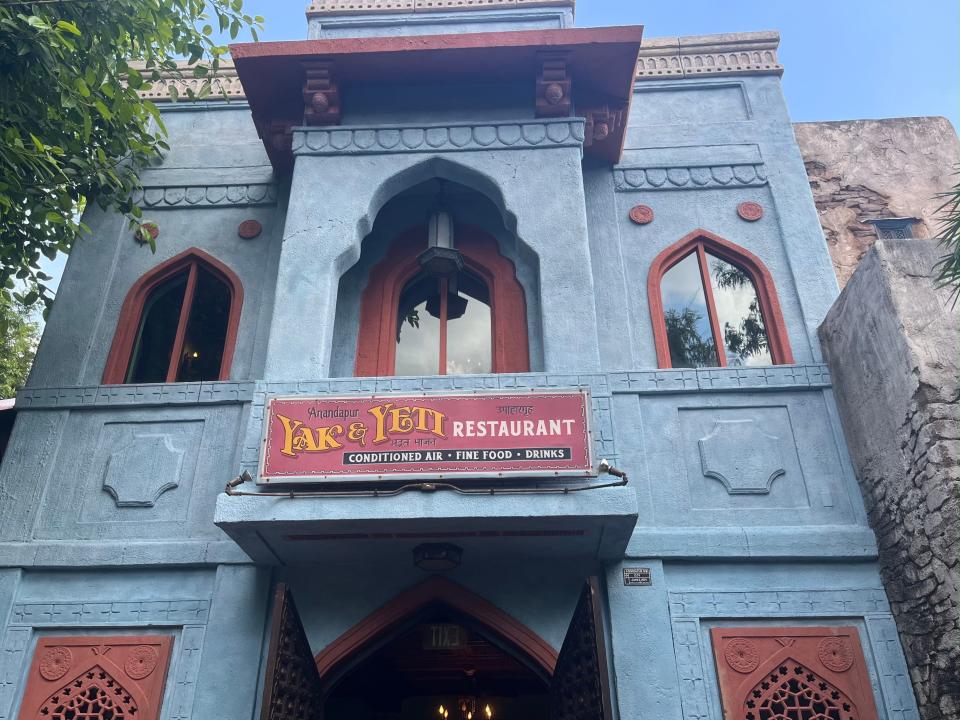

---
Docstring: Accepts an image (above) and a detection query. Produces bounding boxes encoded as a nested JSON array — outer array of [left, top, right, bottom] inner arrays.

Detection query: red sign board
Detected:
[[258, 391, 593, 483]]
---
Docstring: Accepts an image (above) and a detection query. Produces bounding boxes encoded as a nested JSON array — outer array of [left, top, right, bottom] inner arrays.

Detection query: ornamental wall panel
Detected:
[[709, 627, 880, 720], [16, 636, 173, 720]]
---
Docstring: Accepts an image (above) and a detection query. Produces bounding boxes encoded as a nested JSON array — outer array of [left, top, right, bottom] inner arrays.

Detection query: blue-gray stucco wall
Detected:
[[0, 14, 920, 720]]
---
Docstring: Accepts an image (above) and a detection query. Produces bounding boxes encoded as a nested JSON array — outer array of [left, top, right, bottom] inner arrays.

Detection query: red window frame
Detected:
[[103, 248, 244, 384], [355, 225, 529, 377], [647, 228, 794, 369]]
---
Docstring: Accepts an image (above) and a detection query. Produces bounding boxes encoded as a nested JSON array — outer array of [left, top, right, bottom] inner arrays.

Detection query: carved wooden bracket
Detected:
[[583, 105, 625, 146], [267, 120, 296, 153], [302, 60, 341, 126], [535, 52, 571, 118]]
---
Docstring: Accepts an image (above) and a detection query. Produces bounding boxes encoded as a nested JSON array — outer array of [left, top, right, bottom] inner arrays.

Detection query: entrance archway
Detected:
[[259, 578, 611, 720], [318, 578, 554, 720]]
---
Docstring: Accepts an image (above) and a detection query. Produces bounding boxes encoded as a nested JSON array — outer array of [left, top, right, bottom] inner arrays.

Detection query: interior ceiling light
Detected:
[[413, 542, 463, 572]]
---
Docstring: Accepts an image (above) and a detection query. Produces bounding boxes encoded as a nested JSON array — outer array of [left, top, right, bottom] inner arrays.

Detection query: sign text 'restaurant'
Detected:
[[259, 391, 593, 483]]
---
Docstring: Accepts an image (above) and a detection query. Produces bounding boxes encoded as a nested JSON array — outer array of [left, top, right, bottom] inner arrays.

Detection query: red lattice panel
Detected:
[[710, 627, 879, 720], [18, 636, 173, 720]]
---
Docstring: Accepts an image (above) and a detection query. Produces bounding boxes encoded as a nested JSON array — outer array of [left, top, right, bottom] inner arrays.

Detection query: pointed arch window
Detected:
[[103, 249, 243, 384], [356, 225, 528, 377], [648, 230, 794, 369]]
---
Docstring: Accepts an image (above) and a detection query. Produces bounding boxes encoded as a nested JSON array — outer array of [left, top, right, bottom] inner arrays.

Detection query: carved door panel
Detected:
[[17, 635, 173, 720], [261, 583, 324, 720], [550, 577, 614, 720]]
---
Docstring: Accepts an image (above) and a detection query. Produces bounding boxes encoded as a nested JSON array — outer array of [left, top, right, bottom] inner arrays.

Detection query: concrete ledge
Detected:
[[215, 485, 639, 564], [0, 541, 253, 568], [627, 526, 879, 559]]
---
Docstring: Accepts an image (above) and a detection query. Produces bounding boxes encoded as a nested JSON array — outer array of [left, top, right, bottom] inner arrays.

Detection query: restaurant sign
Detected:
[[258, 390, 593, 484]]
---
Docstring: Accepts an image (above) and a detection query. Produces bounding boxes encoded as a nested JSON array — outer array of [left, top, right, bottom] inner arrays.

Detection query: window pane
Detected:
[[660, 252, 718, 368], [706, 253, 773, 366], [126, 272, 188, 383], [177, 267, 232, 382], [446, 273, 491, 375], [395, 276, 441, 375]]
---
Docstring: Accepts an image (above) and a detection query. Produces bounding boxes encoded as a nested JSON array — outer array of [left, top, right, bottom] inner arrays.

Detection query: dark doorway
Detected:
[[325, 608, 550, 720], [260, 579, 611, 720]]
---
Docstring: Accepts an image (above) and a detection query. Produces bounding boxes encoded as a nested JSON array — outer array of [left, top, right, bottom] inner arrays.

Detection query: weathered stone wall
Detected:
[[820, 239, 960, 720], [795, 117, 960, 287]]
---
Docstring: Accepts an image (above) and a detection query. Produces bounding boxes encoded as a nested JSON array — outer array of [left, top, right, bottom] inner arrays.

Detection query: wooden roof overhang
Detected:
[[230, 25, 644, 172]]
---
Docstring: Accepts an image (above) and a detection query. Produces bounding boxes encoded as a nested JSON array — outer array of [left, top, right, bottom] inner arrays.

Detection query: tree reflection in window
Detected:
[[661, 248, 771, 368], [395, 270, 491, 375]]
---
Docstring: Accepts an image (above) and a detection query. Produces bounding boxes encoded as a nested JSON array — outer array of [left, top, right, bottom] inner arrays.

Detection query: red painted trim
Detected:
[[102, 248, 245, 384], [355, 225, 529, 377], [166, 262, 199, 383], [647, 229, 795, 368], [696, 244, 727, 368], [231, 26, 645, 61], [314, 576, 557, 688]]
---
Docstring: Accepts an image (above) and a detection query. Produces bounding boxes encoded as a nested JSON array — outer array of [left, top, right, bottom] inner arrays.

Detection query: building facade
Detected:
[[0, 2, 924, 720]]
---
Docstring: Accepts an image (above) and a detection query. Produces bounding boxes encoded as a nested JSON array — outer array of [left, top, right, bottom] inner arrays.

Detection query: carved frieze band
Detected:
[[306, 0, 573, 16], [133, 61, 245, 103], [292, 119, 585, 156], [668, 588, 890, 619], [15, 365, 830, 411], [132, 183, 277, 208], [614, 163, 768, 192], [636, 32, 783, 80], [16, 381, 255, 410]]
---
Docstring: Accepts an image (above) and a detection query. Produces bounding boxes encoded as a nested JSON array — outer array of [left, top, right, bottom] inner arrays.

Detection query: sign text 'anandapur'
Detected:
[[259, 391, 593, 483]]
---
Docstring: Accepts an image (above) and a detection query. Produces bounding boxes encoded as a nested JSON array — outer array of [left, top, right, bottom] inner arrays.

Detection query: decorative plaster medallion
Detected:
[[629, 204, 654, 225], [135, 222, 160, 244], [698, 419, 786, 494], [544, 82, 565, 105], [238, 219, 263, 239], [101, 433, 183, 508], [737, 201, 764, 221], [125, 645, 159, 679], [817, 637, 854, 672], [38, 646, 73, 681], [723, 639, 760, 673]]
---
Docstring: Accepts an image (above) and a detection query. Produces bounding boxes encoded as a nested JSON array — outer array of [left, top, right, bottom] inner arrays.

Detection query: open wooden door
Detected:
[[261, 583, 325, 720], [550, 577, 614, 720]]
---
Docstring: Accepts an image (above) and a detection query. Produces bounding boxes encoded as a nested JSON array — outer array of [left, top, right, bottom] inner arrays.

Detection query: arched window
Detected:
[[103, 249, 243, 384], [648, 230, 793, 369], [356, 225, 528, 377]]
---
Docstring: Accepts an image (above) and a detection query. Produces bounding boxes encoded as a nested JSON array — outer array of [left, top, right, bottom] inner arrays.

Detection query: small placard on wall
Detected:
[[623, 567, 652, 586]]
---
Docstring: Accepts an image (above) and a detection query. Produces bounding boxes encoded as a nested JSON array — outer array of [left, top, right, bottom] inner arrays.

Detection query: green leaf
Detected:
[[75, 78, 91, 97], [93, 100, 112, 121], [55, 20, 81, 36]]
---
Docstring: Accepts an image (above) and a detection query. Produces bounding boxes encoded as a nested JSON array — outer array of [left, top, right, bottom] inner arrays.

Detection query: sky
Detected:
[[226, 0, 960, 128]]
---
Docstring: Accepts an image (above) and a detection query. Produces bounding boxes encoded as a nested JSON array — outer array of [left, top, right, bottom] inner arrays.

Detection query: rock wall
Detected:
[[795, 117, 960, 287], [820, 239, 960, 720]]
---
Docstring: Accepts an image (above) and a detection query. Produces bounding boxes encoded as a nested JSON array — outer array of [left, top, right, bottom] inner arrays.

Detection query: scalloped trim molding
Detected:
[[131, 183, 278, 207], [614, 163, 768, 191], [292, 119, 585, 156]]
